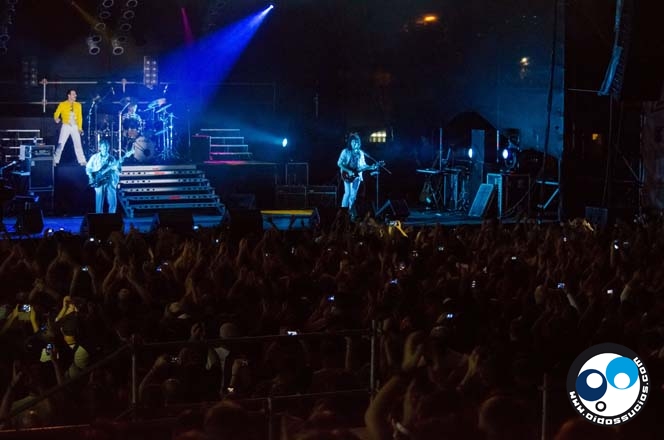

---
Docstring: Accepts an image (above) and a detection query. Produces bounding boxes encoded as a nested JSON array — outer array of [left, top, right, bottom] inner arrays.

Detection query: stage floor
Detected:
[[0, 208, 486, 239]]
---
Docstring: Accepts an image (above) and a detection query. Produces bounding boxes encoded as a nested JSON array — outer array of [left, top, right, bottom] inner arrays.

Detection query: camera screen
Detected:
[[20, 304, 31, 312]]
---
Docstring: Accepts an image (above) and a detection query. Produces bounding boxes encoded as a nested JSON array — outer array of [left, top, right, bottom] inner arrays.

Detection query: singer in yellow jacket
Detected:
[[53, 89, 87, 166]]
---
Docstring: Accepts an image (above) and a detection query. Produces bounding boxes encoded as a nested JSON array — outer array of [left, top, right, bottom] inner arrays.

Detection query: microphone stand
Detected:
[[118, 102, 131, 157], [363, 151, 391, 212]]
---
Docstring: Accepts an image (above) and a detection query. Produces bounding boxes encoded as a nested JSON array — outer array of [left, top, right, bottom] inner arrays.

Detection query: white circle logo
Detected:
[[567, 343, 649, 425]]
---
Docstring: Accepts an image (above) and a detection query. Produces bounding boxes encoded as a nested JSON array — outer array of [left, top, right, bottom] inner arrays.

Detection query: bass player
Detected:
[[85, 139, 132, 214]]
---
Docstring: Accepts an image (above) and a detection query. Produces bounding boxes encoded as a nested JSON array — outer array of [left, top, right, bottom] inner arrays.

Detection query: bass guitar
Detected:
[[89, 148, 134, 188], [341, 160, 385, 183]]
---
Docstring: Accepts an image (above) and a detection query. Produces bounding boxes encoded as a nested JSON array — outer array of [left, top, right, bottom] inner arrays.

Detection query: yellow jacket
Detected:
[[53, 101, 83, 131]]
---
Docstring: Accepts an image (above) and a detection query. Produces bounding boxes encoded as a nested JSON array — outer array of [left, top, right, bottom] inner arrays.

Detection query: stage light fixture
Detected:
[[86, 36, 101, 55], [281, 138, 288, 148], [93, 21, 106, 32], [99, 9, 112, 20], [122, 9, 135, 20], [101, 0, 114, 8], [90, 33, 102, 44], [119, 21, 132, 32], [111, 37, 124, 55], [467, 147, 473, 159], [125, 0, 138, 7]]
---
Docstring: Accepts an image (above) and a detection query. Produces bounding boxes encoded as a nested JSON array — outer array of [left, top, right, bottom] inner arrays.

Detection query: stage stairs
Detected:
[[198, 128, 253, 161], [118, 164, 225, 219]]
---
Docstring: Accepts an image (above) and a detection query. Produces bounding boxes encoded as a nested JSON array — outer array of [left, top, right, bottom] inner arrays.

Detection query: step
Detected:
[[120, 169, 203, 177], [122, 164, 198, 172], [209, 152, 253, 159], [123, 194, 219, 202], [199, 128, 240, 133], [120, 185, 214, 193], [129, 202, 224, 211], [120, 177, 209, 185]]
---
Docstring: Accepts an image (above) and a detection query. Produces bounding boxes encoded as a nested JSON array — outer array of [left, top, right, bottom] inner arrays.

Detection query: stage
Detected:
[[0, 207, 490, 240]]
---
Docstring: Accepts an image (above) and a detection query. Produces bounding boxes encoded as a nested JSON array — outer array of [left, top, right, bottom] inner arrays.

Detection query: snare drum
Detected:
[[123, 115, 141, 139]]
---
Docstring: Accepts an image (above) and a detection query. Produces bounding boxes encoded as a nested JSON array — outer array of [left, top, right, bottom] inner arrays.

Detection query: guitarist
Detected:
[[85, 140, 122, 214], [337, 132, 369, 221]]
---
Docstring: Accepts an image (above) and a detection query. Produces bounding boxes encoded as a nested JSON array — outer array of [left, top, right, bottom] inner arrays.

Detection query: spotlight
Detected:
[[467, 147, 473, 159], [86, 36, 101, 55], [281, 138, 288, 148], [125, 0, 138, 7], [101, 0, 114, 8], [93, 21, 106, 32], [99, 10, 112, 20], [501, 146, 519, 172], [122, 9, 135, 20], [111, 37, 124, 55], [90, 33, 102, 44], [119, 21, 132, 32]]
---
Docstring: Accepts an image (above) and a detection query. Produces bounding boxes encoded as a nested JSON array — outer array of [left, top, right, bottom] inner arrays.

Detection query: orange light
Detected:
[[592, 133, 600, 141], [423, 15, 438, 23]]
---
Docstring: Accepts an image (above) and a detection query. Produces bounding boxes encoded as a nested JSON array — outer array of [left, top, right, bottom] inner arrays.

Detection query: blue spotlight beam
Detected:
[[160, 6, 274, 114]]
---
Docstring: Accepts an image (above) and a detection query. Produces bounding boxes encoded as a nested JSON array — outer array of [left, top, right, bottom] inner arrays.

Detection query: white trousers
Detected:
[[54, 124, 87, 165], [94, 184, 117, 214]]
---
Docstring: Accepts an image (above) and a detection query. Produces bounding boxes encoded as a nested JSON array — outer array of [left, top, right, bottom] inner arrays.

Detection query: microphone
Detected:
[[111, 87, 115, 95], [92, 95, 101, 102]]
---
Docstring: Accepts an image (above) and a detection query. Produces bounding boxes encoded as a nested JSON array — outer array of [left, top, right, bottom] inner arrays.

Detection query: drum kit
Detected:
[[88, 96, 178, 163]]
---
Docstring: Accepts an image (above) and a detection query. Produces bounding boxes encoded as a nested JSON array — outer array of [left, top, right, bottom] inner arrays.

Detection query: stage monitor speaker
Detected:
[[29, 157, 54, 189], [15, 206, 44, 235], [375, 199, 409, 220], [227, 209, 263, 241], [585, 206, 609, 228], [468, 184, 496, 218], [152, 211, 194, 234], [80, 213, 124, 239], [226, 193, 257, 210]]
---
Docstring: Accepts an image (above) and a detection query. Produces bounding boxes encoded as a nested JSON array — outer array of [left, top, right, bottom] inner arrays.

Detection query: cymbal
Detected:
[[147, 98, 167, 109], [120, 96, 135, 104], [155, 103, 172, 113]]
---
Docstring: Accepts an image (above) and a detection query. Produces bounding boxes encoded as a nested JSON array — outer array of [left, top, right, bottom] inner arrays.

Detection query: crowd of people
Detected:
[[1, 209, 663, 439]]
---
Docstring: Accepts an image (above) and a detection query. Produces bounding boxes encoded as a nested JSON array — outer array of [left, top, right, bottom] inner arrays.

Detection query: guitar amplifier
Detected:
[[486, 173, 530, 218], [31, 145, 55, 158], [30, 155, 54, 189]]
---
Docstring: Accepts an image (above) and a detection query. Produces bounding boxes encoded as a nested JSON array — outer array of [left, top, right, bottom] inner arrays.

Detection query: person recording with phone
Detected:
[[53, 89, 87, 166]]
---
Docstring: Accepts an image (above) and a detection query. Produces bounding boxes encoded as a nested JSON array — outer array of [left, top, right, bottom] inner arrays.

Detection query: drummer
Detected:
[[122, 103, 142, 139]]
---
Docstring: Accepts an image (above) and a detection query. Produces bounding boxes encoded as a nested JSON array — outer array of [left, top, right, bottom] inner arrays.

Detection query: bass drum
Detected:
[[132, 136, 156, 163]]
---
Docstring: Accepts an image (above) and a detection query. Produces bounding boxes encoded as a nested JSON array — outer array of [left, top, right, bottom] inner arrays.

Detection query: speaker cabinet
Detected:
[[226, 193, 257, 210], [486, 173, 530, 218], [375, 199, 409, 220], [191, 135, 210, 163], [30, 157, 54, 189], [15, 206, 44, 234], [80, 213, 124, 240], [152, 211, 194, 234]]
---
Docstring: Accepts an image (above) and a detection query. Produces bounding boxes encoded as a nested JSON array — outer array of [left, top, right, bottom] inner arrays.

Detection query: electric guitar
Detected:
[[89, 148, 134, 188], [341, 160, 385, 183]]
